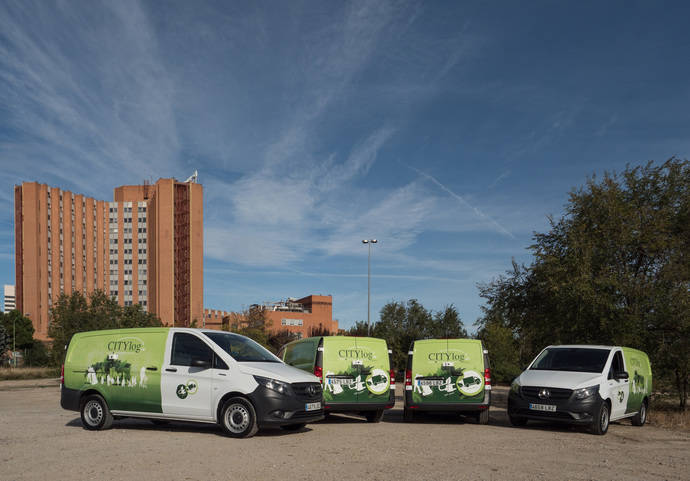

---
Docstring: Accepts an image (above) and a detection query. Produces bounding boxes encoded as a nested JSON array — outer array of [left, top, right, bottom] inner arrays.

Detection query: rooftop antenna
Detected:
[[184, 170, 199, 183]]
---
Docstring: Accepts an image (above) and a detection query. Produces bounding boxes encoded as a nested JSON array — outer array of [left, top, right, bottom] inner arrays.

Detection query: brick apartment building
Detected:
[[14, 177, 203, 340]]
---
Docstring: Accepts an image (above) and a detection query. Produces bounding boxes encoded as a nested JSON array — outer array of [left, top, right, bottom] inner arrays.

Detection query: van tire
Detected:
[[631, 399, 647, 426], [476, 408, 489, 425], [220, 397, 259, 438], [280, 423, 306, 431], [80, 394, 114, 431], [365, 409, 384, 423], [403, 407, 414, 422], [591, 400, 610, 435], [509, 415, 528, 426]]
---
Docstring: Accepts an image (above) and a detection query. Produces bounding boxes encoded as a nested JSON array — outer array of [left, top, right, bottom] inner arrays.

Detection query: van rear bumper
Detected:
[[404, 389, 490, 411], [60, 386, 81, 412]]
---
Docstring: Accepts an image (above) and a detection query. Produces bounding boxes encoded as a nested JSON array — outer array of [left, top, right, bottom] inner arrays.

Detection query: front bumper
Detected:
[[246, 385, 324, 427], [508, 388, 601, 425]]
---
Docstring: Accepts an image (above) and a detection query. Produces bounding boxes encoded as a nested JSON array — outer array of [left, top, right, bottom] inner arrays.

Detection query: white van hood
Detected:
[[238, 362, 320, 384], [518, 370, 602, 390]]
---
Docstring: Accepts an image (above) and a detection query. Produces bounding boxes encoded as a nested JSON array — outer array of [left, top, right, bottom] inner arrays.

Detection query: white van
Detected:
[[508, 345, 652, 435], [60, 328, 324, 437]]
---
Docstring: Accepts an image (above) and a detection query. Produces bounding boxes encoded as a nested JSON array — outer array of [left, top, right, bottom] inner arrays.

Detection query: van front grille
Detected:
[[291, 382, 323, 401], [521, 386, 573, 401]]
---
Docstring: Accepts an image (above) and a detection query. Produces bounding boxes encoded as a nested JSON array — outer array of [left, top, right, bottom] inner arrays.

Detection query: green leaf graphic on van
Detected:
[[176, 384, 188, 399]]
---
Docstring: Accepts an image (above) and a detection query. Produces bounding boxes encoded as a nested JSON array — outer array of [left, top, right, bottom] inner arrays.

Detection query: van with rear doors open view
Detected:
[[508, 345, 652, 435], [61, 328, 324, 438]]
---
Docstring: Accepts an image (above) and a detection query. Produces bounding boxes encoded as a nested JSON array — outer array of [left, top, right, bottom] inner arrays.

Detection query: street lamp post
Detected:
[[361, 239, 377, 335]]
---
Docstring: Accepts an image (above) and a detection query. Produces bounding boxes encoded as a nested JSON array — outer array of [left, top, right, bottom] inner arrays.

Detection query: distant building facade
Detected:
[[3, 285, 15, 312], [256, 295, 338, 338], [14, 177, 203, 340]]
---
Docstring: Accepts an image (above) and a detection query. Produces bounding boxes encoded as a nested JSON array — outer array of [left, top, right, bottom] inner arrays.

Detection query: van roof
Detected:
[[545, 345, 615, 349]]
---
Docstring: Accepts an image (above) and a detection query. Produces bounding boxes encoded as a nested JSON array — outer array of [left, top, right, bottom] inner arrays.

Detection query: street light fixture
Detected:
[[362, 239, 378, 335]]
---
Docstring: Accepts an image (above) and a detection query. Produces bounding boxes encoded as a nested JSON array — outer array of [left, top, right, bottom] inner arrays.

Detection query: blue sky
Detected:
[[1, 1, 689, 330]]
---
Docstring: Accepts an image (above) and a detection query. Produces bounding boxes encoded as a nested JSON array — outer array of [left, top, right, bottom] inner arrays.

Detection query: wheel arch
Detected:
[[80, 388, 108, 407], [215, 391, 252, 422]]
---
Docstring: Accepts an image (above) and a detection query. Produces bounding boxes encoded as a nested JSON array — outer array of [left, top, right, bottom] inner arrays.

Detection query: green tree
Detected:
[[0, 324, 9, 363], [0, 310, 35, 349], [477, 159, 690, 408], [373, 299, 467, 371], [267, 329, 299, 354], [225, 306, 271, 349], [345, 321, 370, 337]]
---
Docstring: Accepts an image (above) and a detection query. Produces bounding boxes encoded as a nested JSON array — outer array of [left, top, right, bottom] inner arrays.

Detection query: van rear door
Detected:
[[354, 337, 390, 404], [322, 337, 359, 404], [412, 339, 485, 405]]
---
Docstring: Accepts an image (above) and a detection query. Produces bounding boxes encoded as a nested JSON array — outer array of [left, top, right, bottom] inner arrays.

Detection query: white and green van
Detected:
[[508, 345, 652, 435], [279, 336, 395, 422], [403, 339, 492, 423], [60, 328, 324, 438]]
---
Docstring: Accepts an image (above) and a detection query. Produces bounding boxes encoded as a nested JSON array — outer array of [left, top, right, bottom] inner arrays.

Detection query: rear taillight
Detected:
[[484, 367, 491, 388], [60, 364, 65, 386], [405, 369, 412, 387], [389, 369, 396, 386], [314, 365, 323, 380]]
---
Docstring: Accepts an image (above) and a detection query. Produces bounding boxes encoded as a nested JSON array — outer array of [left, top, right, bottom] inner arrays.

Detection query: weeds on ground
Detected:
[[0, 366, 60, 381], [649, 394, 689, 432]]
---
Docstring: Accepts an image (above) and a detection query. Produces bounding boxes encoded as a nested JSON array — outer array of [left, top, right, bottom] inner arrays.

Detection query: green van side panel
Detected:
[[64, 328, 169, 413], [411, 339, 485, 404], [622, 347, 652, 414], [322, 336, 390, 404]]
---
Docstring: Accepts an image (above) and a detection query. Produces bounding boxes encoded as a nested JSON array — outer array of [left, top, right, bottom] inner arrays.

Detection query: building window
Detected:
[[281, 319, 303, 326]]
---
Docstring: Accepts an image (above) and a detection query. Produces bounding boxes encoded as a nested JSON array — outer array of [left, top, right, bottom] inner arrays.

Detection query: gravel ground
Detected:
[[1, 383, 688, 481]]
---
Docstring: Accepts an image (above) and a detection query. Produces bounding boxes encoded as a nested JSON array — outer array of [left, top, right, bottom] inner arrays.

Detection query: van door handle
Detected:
[[146, 366, 158, 371], [165, 368, 177, 372]]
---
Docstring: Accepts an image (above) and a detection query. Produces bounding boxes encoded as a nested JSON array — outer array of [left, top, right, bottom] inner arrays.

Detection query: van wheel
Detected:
[[403, 407, 414, 422], [631, 399, 647, 426], [220, 397, 259, 438], [80, 394, 113, 431], [591, 400, 610, 435], [365, 409, 384, 423], [476, 408, 489, 425], [280, 423, 306, 431], [509, 415, 528, 426]]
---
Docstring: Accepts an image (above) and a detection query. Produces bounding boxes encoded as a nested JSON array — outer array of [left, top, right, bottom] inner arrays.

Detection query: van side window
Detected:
[[171, 333, 213, 366], [213, 354, 228, 370], [608, 351, 624, 379]]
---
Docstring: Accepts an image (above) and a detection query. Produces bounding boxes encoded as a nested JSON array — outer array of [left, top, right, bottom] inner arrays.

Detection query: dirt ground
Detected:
[[1, 382, 688, 481]]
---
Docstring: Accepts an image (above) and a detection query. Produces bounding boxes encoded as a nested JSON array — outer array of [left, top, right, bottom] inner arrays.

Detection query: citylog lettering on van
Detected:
[[61, 328, 323, 438]]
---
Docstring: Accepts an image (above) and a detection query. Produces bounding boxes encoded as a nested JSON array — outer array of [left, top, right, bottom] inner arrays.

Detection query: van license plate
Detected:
[[305, 402, 321, 411], [529, 403, 556, 412]]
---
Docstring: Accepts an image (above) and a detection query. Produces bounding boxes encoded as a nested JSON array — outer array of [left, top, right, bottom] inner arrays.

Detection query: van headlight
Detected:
[[573, 385, 599, 400], [510, 379, 521, 394], [254, 376, 292, 396]]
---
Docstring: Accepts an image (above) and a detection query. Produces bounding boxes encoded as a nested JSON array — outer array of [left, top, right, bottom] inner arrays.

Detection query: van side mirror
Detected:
[[615, 370, 629, 381], [191, 358, 211, 369]]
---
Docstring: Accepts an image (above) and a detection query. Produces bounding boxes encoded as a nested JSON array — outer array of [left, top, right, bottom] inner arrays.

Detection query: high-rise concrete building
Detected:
[[14, 178, 203, 340], [3, 285, 16, 312]]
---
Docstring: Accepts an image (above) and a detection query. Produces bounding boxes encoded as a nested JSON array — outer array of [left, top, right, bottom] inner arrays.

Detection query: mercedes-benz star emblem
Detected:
[[306, 385, 317, 396], [538, 388, 550, 399]]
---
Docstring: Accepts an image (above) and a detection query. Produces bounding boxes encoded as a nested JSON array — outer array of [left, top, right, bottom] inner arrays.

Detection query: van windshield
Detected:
[[530, 347, 611, 373], [204, 332, 280, 363]]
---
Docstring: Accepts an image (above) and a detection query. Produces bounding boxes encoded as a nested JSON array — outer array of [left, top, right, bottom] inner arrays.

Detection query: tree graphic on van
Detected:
[[84, 357, 143, 388]]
